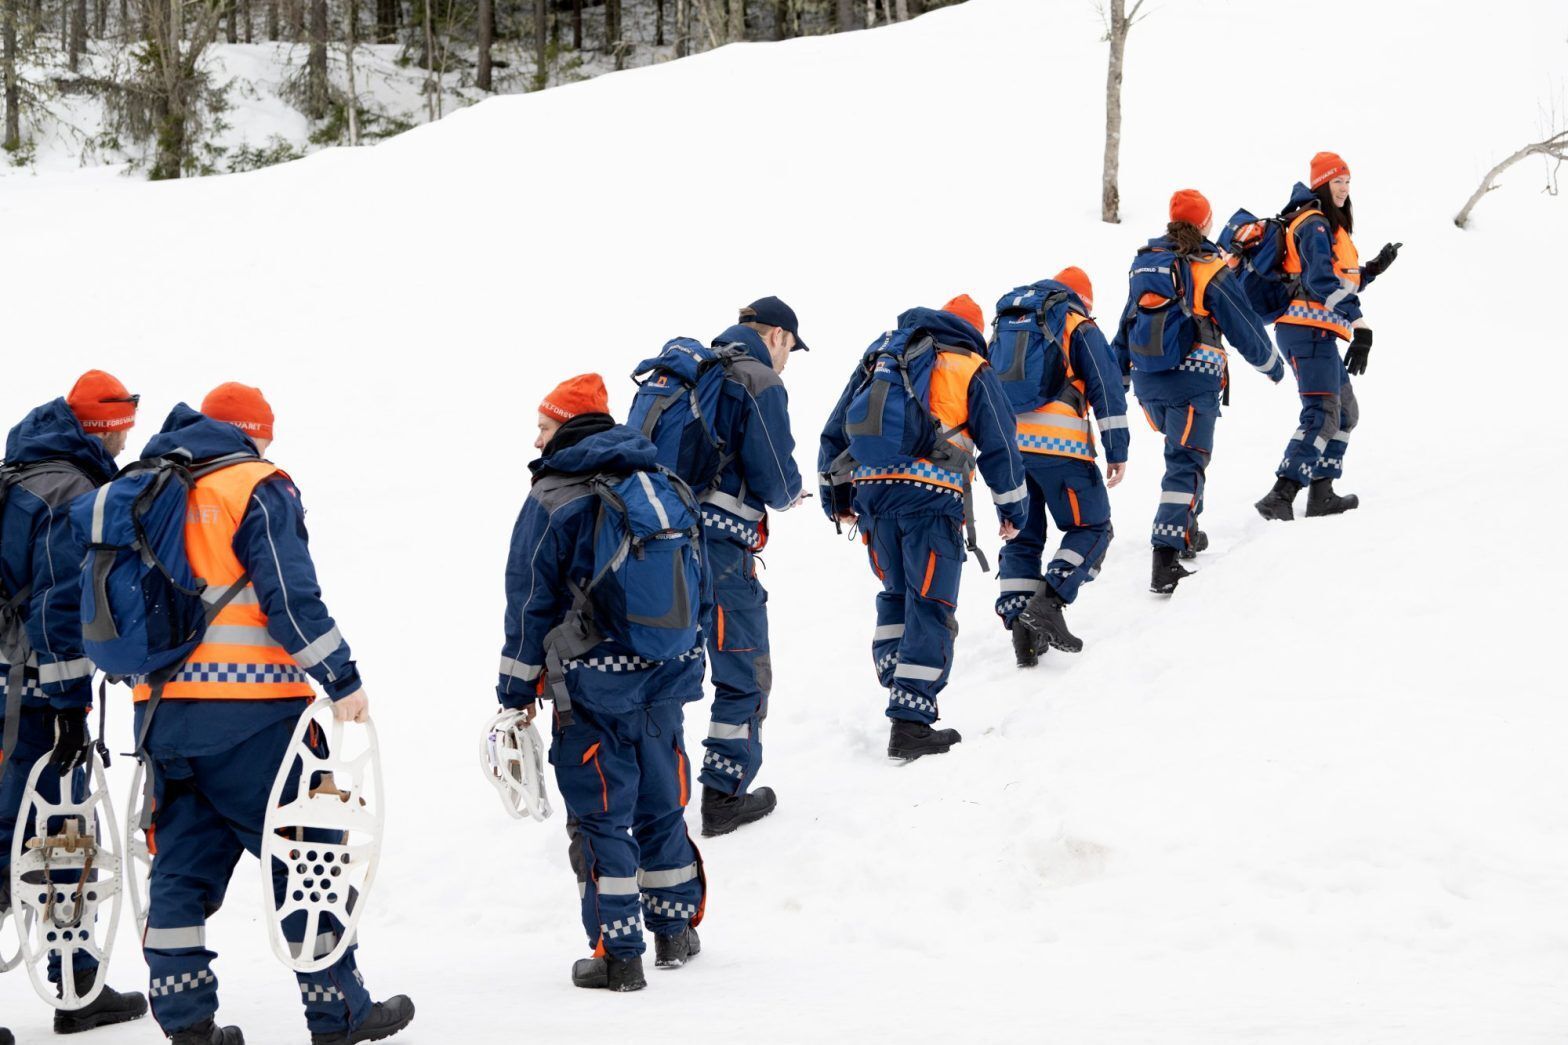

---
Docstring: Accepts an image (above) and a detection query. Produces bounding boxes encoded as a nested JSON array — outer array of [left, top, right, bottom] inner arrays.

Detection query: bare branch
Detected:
[[1455, 130, 1568, 228]]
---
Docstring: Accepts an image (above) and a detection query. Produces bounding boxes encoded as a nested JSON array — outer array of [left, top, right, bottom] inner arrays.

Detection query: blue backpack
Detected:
[[1121, 248, 1224, 374], [843, 326, 967, 471], [987, 284, 1085, 413], [71, 452, 256, 680], [1218, 207, 1293, 317], [627, 339, 746, 495]]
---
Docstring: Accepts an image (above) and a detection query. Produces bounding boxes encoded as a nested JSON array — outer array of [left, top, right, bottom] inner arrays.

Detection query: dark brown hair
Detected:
[[1166, 221, 1205, 256], [1313, 184, 1354, 235]]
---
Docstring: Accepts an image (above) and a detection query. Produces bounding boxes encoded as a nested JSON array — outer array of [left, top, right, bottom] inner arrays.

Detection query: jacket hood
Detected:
[[4, 398, 118, 480], [141, 403, 261, 462], [896, 306, 988, 352], [712, 324, 771, 368], [1143, 235, 1222, 257], [535, 424, 659, 478], [1283, 181, 1321, 215]]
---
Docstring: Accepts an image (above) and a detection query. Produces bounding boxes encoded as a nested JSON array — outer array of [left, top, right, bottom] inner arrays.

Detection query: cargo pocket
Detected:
[[1060, 469, 1111, 529], [916, 523, 964, 609]]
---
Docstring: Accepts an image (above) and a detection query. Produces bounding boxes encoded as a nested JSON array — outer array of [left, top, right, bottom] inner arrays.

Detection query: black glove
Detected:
[[49, 707, 92, 773], [1344, 327, 1373, 376], [1362, 241, 1402, 280]]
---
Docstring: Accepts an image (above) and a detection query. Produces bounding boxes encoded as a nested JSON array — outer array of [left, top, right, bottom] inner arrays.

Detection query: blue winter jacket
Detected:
[[496, 425, 709, 716], [135, 406, 362, 758], [1280, 181, 1373, 328], [701, 325, 804, 537], [1110, 237, 1285, 408], [1027, 281, 1131, 465], [0, 400, 118, 711], [818, 308, 1030, 526]]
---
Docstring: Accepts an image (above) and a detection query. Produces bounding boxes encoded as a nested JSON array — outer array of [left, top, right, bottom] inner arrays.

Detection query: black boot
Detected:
[[1305, 477, 1359, 517], [54, 970, 149, 1034], [1010, 619, 1040, 668], [572, 954, 646, 992], [1255, 476, 1302, 521], [1180, 529, 1209, 560], [654, 925, 701, 969], [1150, 546, 1193, 595], [1015, 590, 1083, 653], [1, 1027, 13, 1045], [701, 785, 777, 837], [171, 1021, 245, 1045], [887, 720, 961, 761], [310, 995, 415, 1044]]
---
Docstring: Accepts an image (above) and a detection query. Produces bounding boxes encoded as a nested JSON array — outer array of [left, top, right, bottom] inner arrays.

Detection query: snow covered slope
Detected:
[[3, 0, 1567, 1040]]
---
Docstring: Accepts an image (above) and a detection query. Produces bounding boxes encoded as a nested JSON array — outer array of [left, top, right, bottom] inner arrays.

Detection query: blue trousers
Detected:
[[1277, 325, 1359, 482], [996, 456, 1113, 623], [699, 534, 771, 796], [862, 512, 965, 726], [141, 714, 370, 1037], [552, 700, 704, 960], [0, 704, 98, 986], [1144, 402, 1216, 552]]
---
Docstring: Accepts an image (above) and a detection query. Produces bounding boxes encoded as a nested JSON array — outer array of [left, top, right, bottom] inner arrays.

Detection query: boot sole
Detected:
[[311, 1005, 415, 1045], [1254, 501, 1294, 522], [701, 804, 776, 838], [55, 1005, 150, 1034], [888, 746, 956, 761], [1305, 501, 1359, 518]]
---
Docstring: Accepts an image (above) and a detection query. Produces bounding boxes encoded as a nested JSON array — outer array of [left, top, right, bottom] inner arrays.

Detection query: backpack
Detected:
[[627, 339, 746, 495], [1122, 248, 1223, 374], [1217, 207, 1294, 317], [987, 286, 1086, 413], [843, 326, 973, 474], [70, 451, 256, 680]]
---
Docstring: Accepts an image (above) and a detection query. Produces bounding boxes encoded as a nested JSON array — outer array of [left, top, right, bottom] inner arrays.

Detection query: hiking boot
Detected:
[[572, 954, 646, 992], [310, 996, 415, 1044], [1305, 477, 1359, 517], [1015, 590, 1083, 653], [654, 926, 701, 969], [1, 1027, 13, 1045], [55, 971, 149, 1034], [888, 720, 961, 761], [1010, 619, 1040, 668], [1180, 529, 1209, 560], [701, 785, 777, 837], [171, 1021, 244, 1045], [1255, 476, 1302, 521], [1150, 546, 1193, 595]]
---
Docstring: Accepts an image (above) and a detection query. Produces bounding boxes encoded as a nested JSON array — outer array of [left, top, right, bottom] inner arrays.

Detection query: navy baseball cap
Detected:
[[739, 296, 809, 351]]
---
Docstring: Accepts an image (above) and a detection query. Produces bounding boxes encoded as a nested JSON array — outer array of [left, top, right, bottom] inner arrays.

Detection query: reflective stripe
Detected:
[[203, 585, 259, 607], [999, 579, 1045, 594], [203, 624, 278, 647], [597, 876, 640, 896], [1020, 409, 1091, 432], [1159, 490, 1194, 505], [291, 625, 344, 670], [287, 930, 340, 960], [893, 662, 943, 682], [636, 472, 672, 530], [1052, 547, 1086, 567], [708, 721, 750, 741], [1313, 436, 1329, 452], [699, 489, 764, 523], [90, 485, 110, 543], [873, 624, 906, 640], [37, 658, 94, 684], [1329, 429, 1351, 445], [144, 925, 206, 949], [993, 483, 1028, 506], [1253, 350, 1283, 373], [1097, 415, 1129, 432], [1324, 283, 1354, 311], [500, 657, 541, 682], [638, 864, 698, 889]]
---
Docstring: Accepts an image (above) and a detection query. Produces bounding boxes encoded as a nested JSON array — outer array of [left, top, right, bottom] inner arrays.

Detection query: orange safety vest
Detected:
[[1016, 312, 1096, 462], [132, 461, 315, 703], [1279, 209, 1358, 340], [851, 346, 983, 494]]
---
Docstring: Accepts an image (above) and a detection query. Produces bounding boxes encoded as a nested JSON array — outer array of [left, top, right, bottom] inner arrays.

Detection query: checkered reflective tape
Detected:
[[875, 651, 898, 673], [702, 751, 744, 778], [998, 594, 1028, 616], [1317, 457, 1343, 470], [642, 893, 699, 920], [889, 688, 936, 715], [0, 670, 42, 699], [175, 663, 311, 684], [150, 970, 215, 997], [566, 647, 702, 673], [1284, 303, 1345, 326], [1177, 356, 1225, 377], [600, 918, 640, 940], [701, 512, 760, 548], [301, 982, 345, 1004], [848, 476, 963, 501], [1152, 523, 1186, 538], [1019, 434, 1092, 455]]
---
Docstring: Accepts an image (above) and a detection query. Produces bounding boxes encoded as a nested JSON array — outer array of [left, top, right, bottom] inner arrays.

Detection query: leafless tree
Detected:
[[1098, 0, 1149, 224], [1455, 128, 1568, 228], [136, 0, 225, 178], [2, 0, 19, 152], [475, 0, 491, 88]]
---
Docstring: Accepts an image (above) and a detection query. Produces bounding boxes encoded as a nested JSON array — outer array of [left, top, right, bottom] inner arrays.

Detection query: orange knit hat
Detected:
[[540, 373, 610, 422], [1054, 267, 1094, 312], [66, 370, 138, 433], [201, 382, 274, 441], [1310, 151, 1350, 189], [942, 294, 985, 334], [1169, 189, 1212, 228]]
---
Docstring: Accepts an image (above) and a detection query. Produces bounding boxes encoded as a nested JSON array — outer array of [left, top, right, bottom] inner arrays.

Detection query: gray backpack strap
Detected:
[[0, 584, 35, 766]]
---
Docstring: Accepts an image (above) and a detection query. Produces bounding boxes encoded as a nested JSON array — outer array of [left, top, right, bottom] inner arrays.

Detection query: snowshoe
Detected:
[[1305, 477, 1359, 517], [1015, 590, 1083, 653], [1010, 619, 1040, 668], [572, 954, 646, 992], [171, 1021, 245, 1045], [1180, 530, 1209, 560], [654, 926, 701, 969], [1254, 477, 1301, 521], [1150, 546, 1193, 595], [888, 720, 962, 761], [310, 996, 415, 1044], [55, 971, 149, 1034], [701, 785, 777, 837]]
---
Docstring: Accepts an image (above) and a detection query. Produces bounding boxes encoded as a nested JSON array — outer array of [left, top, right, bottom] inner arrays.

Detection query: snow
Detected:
[[4, 0, 1568, 1040]]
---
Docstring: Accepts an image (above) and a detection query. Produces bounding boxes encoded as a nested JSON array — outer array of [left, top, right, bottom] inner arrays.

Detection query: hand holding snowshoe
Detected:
[[48, 707, 91, 773]]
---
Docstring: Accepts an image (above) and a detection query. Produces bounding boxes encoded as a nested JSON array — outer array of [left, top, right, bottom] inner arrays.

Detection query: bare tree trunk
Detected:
[[422, 0, 435, 120], [68, 0, 86, 71], [223, 0, 236, 42], [771, 0, 786, 38], [832, 0, 851, 30], [373, 0, 393, 41], [2, 1, 19, 153], [241, 0, 251, 41], [674, 0, 686, 54], [726, 0, 742, 40], [863, 0, 873, 28], [604, 0, 619, 53], [655, 0, 663, 46], [531, 0, 545, 89], [571, 0, 580, 49], [306, 0, 327, 118], [476, 0, 492, 89], [95, 0, 106, 38], [1100, 0, 1142, 224], [1455, 132, 1568, 228], [344, 0, 359, 143], [892, 0, 907, 19]]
